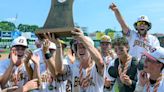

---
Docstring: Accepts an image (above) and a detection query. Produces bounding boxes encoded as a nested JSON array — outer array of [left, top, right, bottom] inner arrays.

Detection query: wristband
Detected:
[[45, 53, 52, 59]]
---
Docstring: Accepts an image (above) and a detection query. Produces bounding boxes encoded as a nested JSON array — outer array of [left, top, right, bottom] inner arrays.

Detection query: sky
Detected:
[[0, 0, 164, 34]]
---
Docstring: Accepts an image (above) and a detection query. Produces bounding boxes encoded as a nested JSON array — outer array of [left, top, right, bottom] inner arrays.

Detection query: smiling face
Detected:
[[114, 45, 129, 59], [76, 43, 90, 61], [100, 42, 112, 52], [13, 45, 26, 66], [143, 55, 163, 74], [136, 21, 149, 36], [15, 45, 26, 59]]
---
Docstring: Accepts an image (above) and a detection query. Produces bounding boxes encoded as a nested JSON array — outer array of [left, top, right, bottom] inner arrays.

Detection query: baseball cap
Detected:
[[143, 47, 164, 64], [11, 36, 28, 47], [49, 41, 56, 50], [134, 15, 152, 30], [73, 36, 94, 46], [100, 35, 111, 43]]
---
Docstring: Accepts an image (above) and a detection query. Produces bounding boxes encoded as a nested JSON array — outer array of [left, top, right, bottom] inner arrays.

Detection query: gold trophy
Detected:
[[35, 0, 74, 40]]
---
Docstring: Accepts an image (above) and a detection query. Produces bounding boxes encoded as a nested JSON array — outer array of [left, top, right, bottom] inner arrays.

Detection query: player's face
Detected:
[[15, 45, 26, 59], [114, 45, 128, 59], [100, 42, 112, 51], [136, 21, 149, 36], [77, 43, 90, 60], [143, 56, 161, 73]]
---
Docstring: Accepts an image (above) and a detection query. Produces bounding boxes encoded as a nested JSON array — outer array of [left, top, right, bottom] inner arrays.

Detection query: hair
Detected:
[[112, 37, 129, 52], [112, 37, 129, 47]]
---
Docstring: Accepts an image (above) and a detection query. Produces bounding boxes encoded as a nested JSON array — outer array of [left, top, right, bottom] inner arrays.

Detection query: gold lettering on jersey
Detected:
[[73, 76, 95, 87], [66, 80, 72, 92], [74, 76, 80, 87], [133, 40, 153, 51]]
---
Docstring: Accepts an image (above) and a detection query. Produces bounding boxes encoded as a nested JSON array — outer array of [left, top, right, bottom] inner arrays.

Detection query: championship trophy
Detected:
[[35, 0, 74, 40]]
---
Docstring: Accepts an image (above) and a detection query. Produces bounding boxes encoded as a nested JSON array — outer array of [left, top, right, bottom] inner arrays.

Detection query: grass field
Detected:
[[0, 49, 9, 61], [0, 53, 8, 61]]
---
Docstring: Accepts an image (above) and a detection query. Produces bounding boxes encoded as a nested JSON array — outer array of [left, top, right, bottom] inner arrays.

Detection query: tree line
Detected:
[[0, 21, 39, 32]]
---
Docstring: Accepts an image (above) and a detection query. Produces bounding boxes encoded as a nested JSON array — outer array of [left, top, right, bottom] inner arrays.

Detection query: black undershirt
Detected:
[[149, 79, 156, 85]]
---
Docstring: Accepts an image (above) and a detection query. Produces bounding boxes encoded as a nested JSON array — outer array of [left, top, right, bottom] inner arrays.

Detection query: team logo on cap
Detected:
[[141, 16, 145, 19], [19, 39, 24, 43], [150, 48, 157, 53]]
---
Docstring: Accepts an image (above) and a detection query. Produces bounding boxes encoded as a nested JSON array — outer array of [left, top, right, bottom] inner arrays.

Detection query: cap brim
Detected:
[[142, 52, 158, 62]]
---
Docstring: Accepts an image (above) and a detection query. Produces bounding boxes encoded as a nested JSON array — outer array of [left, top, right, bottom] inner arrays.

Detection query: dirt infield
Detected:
[[0, 53, 8, 61]]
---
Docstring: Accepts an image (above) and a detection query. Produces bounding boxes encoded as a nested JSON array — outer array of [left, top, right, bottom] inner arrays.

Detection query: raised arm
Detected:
[[109, 3, 130, 35], [42, 39, 57, 78], [71, 28, 104, 75], [23, 49, 34, 80], [43, 33, 65, 75], [1, 48, 17, 88]]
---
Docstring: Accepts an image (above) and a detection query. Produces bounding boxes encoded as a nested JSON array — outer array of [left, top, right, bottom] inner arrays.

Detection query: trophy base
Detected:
[[35, 27, 74, 40]]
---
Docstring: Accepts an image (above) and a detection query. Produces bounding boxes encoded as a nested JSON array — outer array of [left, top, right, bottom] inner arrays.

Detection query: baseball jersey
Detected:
[[135, 76, 164, 92], [0, 59, 28, 88], [32, 48, 68, 92], [135, 69, 164, 92], [126, 30, 160, 61], [65, 60, 105, 92]]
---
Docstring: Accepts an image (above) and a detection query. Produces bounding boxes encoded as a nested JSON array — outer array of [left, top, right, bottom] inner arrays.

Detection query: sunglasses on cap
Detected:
[[136, 21, 148, 26]]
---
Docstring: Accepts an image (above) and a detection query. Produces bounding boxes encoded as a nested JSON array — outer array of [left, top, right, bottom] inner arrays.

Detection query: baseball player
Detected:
[[134, 47, 164, 92], [99, 35, 117, 92], [109, 3, 160, 61], [48, 28, 105, 92], [107, 37, 139, 92], [29, 38, 68, 92], [0, 36, 39, 91]]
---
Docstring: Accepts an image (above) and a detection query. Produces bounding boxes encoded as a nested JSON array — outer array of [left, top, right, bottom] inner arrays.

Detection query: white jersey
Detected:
[[0, 59, 28, 87], [135, 76, 164, 92], [135, 69, 164, 92], [127, 30, 160, 61], [33, 48, 67, 92], [66, 60, 105, 92]]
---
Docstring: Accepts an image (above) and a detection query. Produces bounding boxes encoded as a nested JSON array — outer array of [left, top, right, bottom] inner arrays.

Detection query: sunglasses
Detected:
[[136, 21, 147, 26]]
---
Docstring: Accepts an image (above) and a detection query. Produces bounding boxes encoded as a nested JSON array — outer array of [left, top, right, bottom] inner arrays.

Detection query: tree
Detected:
[[104, 28, 116, 39], [0, 21, 16, 31], [18, 24, 39, 32]]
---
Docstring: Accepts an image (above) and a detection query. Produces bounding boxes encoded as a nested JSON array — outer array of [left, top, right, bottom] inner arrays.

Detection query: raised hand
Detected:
[[120, 73, 132, 86], [43, 32, 61, 47], [10, 47, 18, 65], [109, 3, 118, 11], [31, 54, 40, 66], [138, 71, 149, 86], [22, 49, 33, 63], [42, 39, 50, 54], [23, 79, 39, 91], [71, 28, 84, 37], [67, 49, 75, 64]]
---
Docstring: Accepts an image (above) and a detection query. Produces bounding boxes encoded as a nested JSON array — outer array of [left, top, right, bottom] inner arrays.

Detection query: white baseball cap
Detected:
[[143, 47, 164, 64], [11, 36, 28, 47], [136, 15, 150, 23], [134, 15, 152, 30], [49, 41, 56, 50]]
